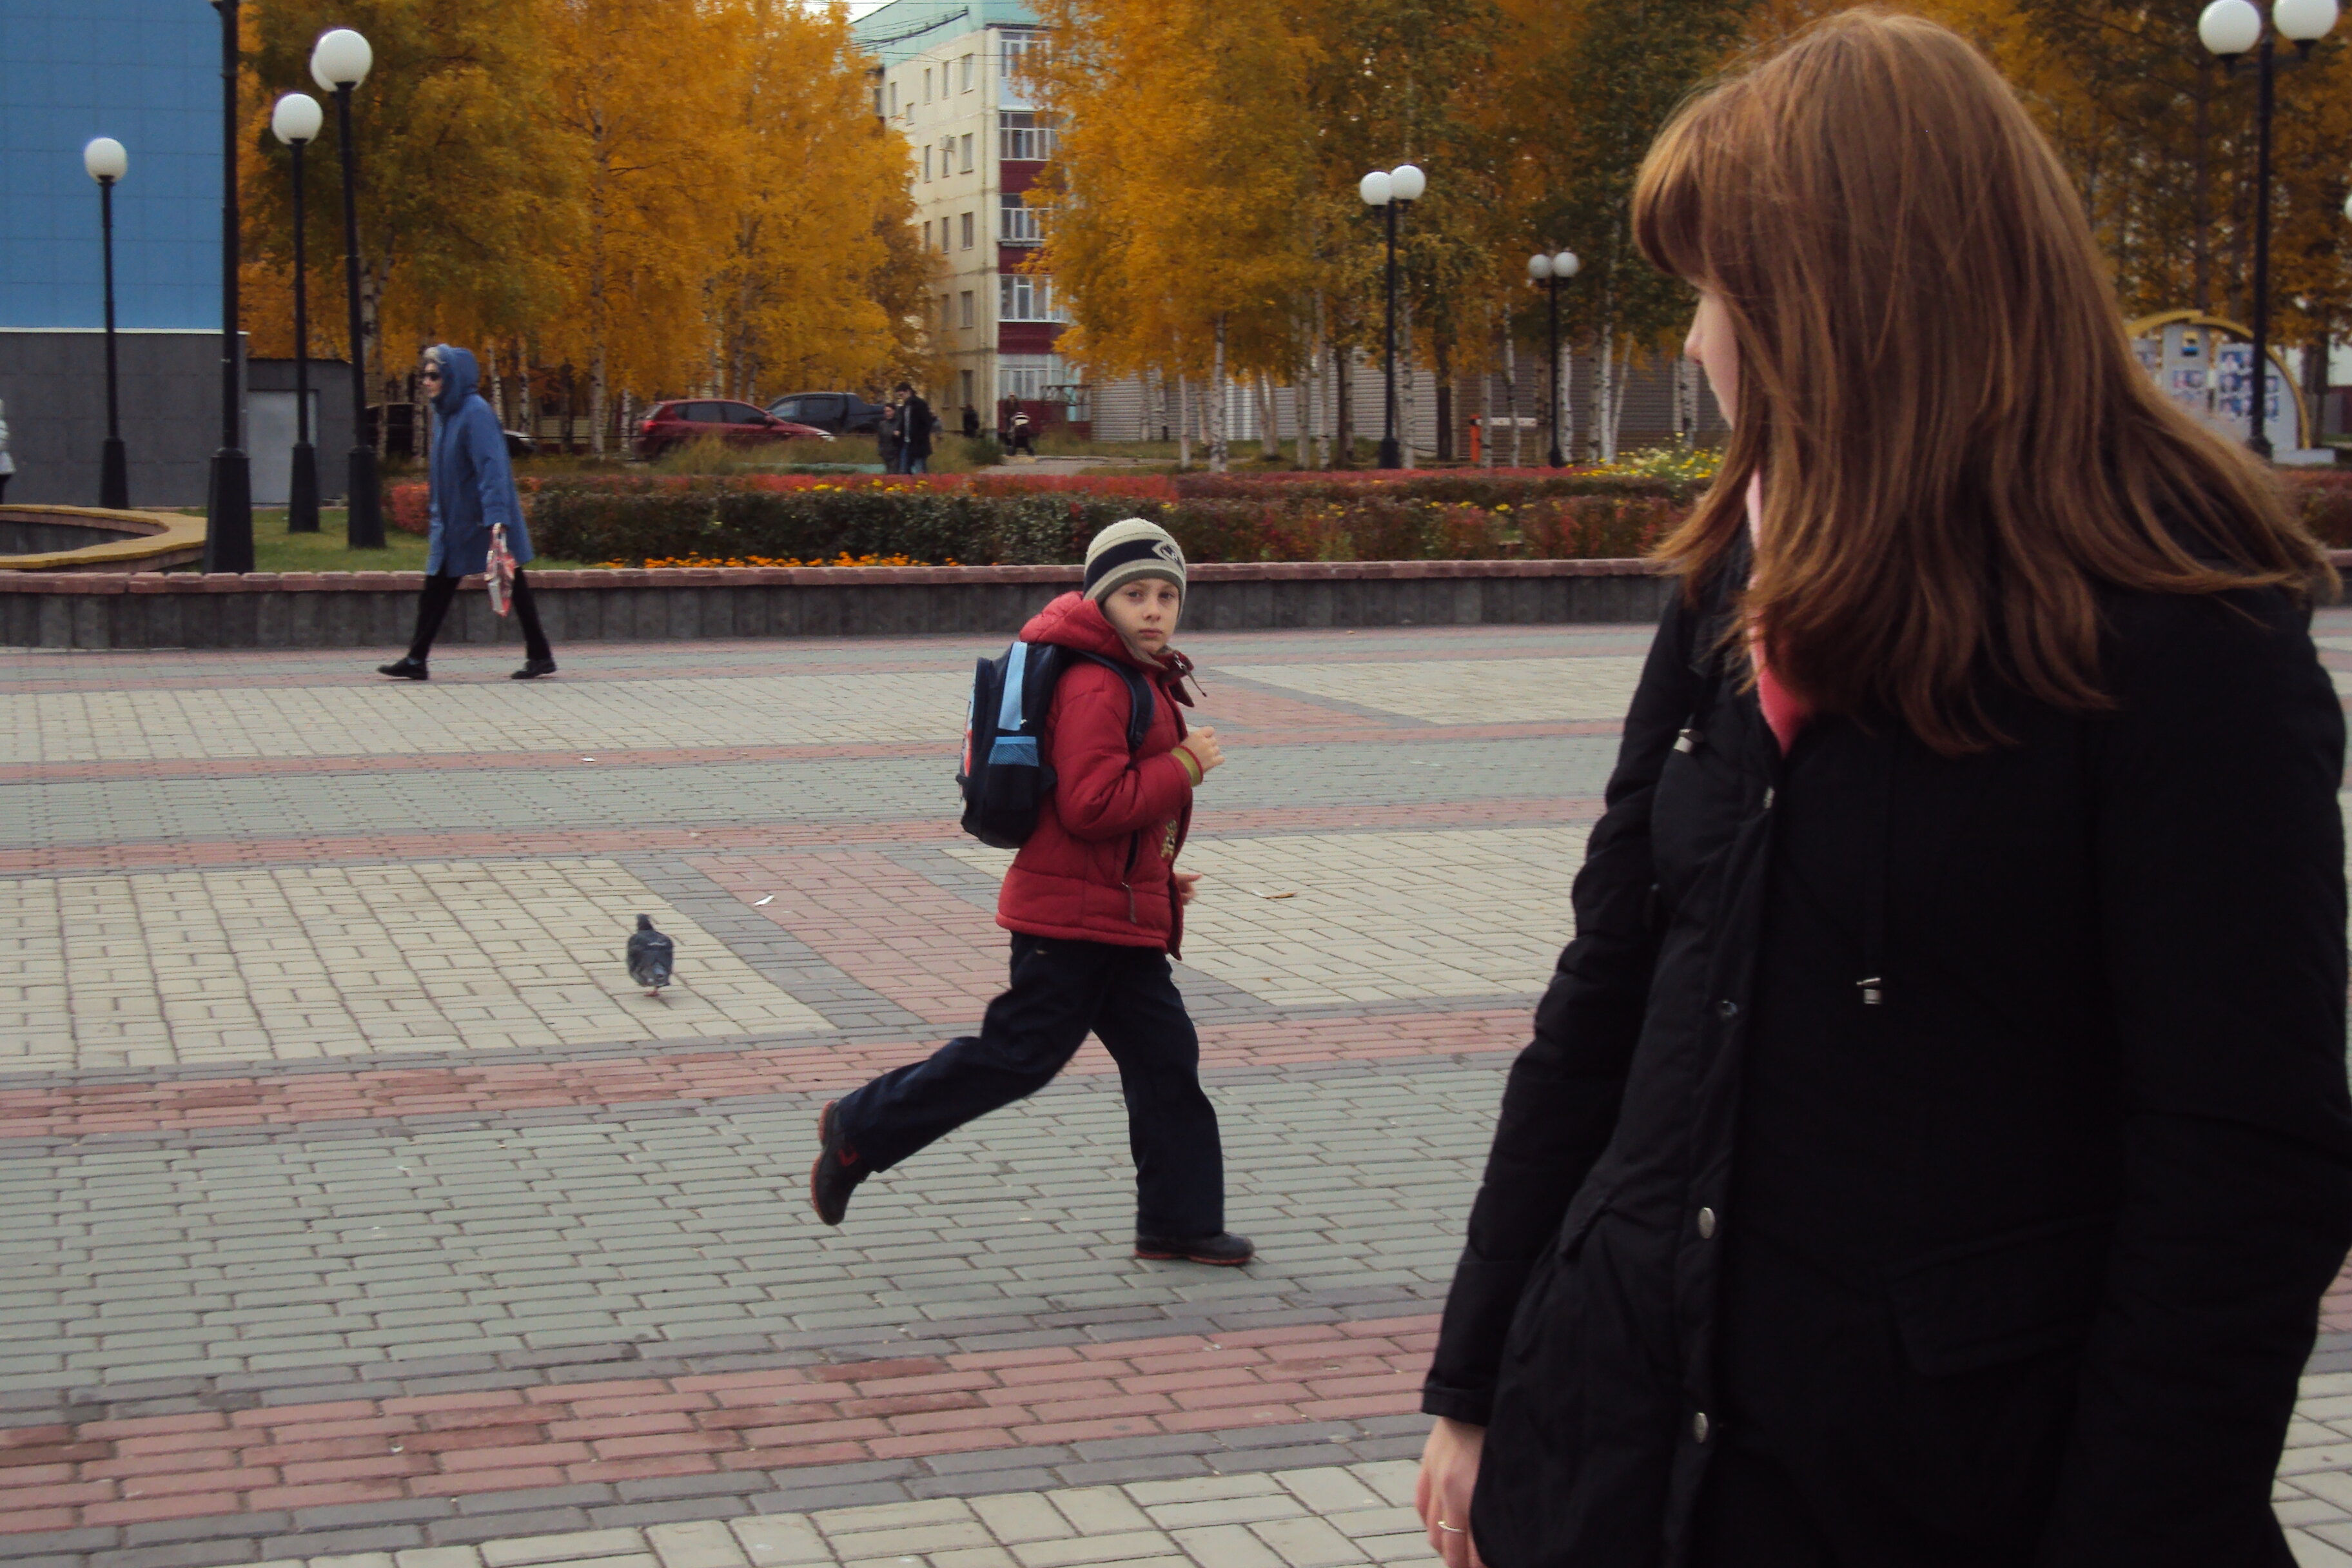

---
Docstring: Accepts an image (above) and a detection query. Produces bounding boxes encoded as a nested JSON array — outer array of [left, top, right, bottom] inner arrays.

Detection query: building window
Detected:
[[940, 223, 951, 253], [959, 291, 974, 328], [923, 144, 932, 181], [999, 353, 1055, 403], [960, 133, 974, 173], [999, 274, 1064, 322], [961, 369, 975, 407], [999, 111, 1054, 161], [1001, 30, 1039, 80], [961, 53, 975, 92], [888, 81, 899, 117], [921, 220, 932, 250], [960, 211, 975, 249], [941, 136, 956, 175], [1001, 192, 1044, 245], [873, 82, 885, 116], [923, 68, 932, 103]]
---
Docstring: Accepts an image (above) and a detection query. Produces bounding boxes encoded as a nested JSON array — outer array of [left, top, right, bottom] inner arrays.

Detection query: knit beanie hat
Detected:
[[1083, 518, 1187, 603]]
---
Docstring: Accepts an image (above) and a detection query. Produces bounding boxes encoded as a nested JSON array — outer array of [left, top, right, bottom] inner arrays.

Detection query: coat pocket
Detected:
[[1885, 1215, 2112, 1376]]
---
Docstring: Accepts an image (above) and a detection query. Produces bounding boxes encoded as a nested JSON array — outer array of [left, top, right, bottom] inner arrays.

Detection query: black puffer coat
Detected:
[[1425, 551, 2352, 1567]]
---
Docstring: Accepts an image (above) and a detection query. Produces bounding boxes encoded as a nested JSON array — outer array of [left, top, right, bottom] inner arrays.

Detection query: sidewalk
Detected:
[[3, 616, 2350, 1568]]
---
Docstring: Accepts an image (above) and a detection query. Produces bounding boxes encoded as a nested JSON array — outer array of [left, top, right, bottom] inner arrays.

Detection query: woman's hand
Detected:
[[1416, 1417, 1489, 1568], [1173, 870, 1202, 907]]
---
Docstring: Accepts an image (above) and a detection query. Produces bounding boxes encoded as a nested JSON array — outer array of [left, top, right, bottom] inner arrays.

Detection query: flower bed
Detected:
[[386, 462, 2348, 564], [521, 478, 1692, 568]]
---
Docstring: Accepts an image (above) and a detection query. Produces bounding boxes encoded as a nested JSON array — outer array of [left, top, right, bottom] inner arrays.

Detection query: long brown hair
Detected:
[[1632, 8, 2331, 755]]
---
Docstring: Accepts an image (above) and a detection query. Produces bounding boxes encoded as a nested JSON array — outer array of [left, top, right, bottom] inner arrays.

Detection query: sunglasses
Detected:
[[420, 368, 443, 380]]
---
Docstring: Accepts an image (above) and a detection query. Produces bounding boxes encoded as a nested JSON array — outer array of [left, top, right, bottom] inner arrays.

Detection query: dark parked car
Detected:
[[636, 400, 830, 458], [765, 391, 889, 435]]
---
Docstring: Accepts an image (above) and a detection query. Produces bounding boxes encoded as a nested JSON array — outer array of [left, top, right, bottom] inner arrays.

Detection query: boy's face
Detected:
[[1101, 577, 1182, 652]]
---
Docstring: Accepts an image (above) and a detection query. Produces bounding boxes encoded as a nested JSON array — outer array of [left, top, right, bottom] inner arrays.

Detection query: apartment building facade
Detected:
[[851, 0, 1076, 433]]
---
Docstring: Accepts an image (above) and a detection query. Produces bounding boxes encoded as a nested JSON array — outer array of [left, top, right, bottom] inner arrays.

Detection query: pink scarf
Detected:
[[1747, 472, 1810, 754]]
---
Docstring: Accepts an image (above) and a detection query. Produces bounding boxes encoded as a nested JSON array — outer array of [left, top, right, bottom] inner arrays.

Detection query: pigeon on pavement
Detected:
[[627, 914, 674, 997]]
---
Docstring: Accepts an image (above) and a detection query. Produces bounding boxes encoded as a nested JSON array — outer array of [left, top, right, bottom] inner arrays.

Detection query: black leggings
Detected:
[[408, 569, 551, 663]]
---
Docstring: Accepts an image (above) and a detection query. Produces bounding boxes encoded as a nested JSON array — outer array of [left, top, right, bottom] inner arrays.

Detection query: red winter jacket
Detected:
[[997, 593, 1199, 954]]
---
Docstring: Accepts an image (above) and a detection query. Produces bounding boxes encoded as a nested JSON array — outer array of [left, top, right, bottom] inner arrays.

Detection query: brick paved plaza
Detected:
[[9, 614, 2352, 1567]]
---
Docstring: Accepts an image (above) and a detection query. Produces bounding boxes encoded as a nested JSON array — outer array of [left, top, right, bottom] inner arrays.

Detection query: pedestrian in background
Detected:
[[962, 404, 981, 440], [0, 398, 14, 504], [810, 518, 1251, 1268], [894, 382, 934, 475], [1008, 409, 1035, 457], [1415, 12, 2352, 1567], [377, 345, 556, 681]]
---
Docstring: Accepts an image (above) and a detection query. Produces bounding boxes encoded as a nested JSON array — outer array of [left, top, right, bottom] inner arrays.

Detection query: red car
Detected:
[[636, 399, 830, 458]]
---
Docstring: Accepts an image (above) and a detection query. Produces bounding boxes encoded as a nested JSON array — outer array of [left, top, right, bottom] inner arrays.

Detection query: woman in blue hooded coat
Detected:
[[377, 344, 556, 680]]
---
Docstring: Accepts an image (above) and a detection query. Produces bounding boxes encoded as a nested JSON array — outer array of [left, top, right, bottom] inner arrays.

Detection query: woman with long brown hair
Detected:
[[1414, 11, 2352, 1565]]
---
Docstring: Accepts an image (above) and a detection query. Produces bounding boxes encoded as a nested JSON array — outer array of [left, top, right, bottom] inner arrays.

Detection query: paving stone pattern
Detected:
[[5, 621, 2352, 1568]]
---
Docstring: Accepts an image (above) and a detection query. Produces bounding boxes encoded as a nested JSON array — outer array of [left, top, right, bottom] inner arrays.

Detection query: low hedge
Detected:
[[521, 476, 1691, 566], [388, 464, 2348, 564]]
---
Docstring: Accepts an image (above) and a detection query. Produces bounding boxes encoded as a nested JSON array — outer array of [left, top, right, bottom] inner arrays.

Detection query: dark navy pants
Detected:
[[832, 934, 1224, 1239]]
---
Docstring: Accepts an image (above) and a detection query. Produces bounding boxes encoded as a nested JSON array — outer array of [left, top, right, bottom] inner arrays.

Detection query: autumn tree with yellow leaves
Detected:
[[239, 0, 931, 456]]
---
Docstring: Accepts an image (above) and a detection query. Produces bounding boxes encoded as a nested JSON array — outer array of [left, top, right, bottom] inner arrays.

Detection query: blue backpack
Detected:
[[959, 640, 1154, 849]]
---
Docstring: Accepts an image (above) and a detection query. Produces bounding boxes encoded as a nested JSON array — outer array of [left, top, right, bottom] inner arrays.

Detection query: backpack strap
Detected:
[[1071, 651, 1155, 753]]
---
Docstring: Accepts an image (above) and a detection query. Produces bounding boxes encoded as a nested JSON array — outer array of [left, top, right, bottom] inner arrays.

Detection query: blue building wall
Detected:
[[0, 0, 222, 330]]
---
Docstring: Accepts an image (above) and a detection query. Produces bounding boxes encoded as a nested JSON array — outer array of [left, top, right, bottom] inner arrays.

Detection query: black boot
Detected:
[[511, 658, 558, 680], [1135, 1232, 1253, 1266], [377, 657, 429, 680], [809, 1101, 867, 1227]]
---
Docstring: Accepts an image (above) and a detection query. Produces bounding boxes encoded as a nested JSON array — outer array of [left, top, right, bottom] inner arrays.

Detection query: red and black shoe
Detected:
[[810, 1101, 866, 1227], [1135, 1232, 1254, 1266]]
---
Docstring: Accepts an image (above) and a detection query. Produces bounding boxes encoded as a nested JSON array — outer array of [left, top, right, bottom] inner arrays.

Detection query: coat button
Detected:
[[1715, 999, 1738, 1019], [1697, 1207, 1717, 1240], [1692, 1411, 1711, 1444]]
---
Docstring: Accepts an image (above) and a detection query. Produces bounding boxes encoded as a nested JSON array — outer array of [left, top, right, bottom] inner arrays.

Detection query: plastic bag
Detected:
[[486, 523, 516, 618]]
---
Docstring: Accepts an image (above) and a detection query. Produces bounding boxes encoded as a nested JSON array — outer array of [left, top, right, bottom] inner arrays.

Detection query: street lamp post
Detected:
[[84, 138, 130, 510], [204, 0, 253, 572], [2199, 0, 2339, 458], [272, 93, 324, 534], [312, 28, 382, 548], [1527, 249, 1580, 469], [1359, 162, 1426, 471]]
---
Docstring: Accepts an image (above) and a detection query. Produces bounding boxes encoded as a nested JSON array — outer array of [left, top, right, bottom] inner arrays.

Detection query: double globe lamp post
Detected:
[[1527, 249, 1580, 469], [1358, 162, 1426, 470], [83, 137, 130, 511], [271, 92, 324, 534], [311, 26, 384, 549], [2197, 0, 2339, 458]]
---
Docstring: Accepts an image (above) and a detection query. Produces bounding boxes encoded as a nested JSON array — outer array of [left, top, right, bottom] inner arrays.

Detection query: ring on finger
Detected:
[[1438, 1522, 1465, 1533]]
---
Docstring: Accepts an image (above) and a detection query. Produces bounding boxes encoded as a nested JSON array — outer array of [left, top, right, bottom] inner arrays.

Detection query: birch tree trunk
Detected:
[[591, 342, 610, 459], [1334, 345, 1352, 467], [1563, 342, 1576, 464], [1260, 374, 1281, 461], [1208, 316, 1230, 473], [1611, 343, 1631, 460], [1595, 318, 1615, 463], [1479, 328, 1493, 470], [1176, 371, 1191, 471], [1504, 331, 1520, 467]]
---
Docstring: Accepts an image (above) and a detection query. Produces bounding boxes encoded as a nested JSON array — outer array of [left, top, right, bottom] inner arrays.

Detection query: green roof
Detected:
[[851, 0, 1037, 63]]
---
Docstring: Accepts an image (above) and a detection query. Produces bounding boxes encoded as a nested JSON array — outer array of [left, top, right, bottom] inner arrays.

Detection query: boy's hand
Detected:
[[1174, 870, 1202, 907], [1180, 727, 1226, 778]]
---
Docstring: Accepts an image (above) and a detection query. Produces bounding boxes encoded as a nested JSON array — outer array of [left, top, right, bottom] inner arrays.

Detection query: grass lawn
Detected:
[[228, 510, 595, 573]]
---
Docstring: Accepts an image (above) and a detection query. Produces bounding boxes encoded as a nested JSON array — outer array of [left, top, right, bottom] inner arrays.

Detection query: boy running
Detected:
[[811, 519, 1250, 1266]]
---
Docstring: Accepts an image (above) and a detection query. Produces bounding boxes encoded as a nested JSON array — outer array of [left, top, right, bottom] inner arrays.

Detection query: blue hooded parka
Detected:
[[425, 344, 534, 576]]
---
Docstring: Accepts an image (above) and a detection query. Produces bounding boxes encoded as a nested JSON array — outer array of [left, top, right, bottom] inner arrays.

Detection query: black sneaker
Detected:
[[810, 1101, 865, 1226], [511, 658, 558, 680], [377, 657, 429, 680], [1135, 1232, 1254, 1266]]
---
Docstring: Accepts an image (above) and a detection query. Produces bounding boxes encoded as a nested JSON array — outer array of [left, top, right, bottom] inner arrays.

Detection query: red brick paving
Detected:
[[0, 1010, 1527, 1140], [0, 1316, 1438, 1534], [0, 797, 1603, 877]]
